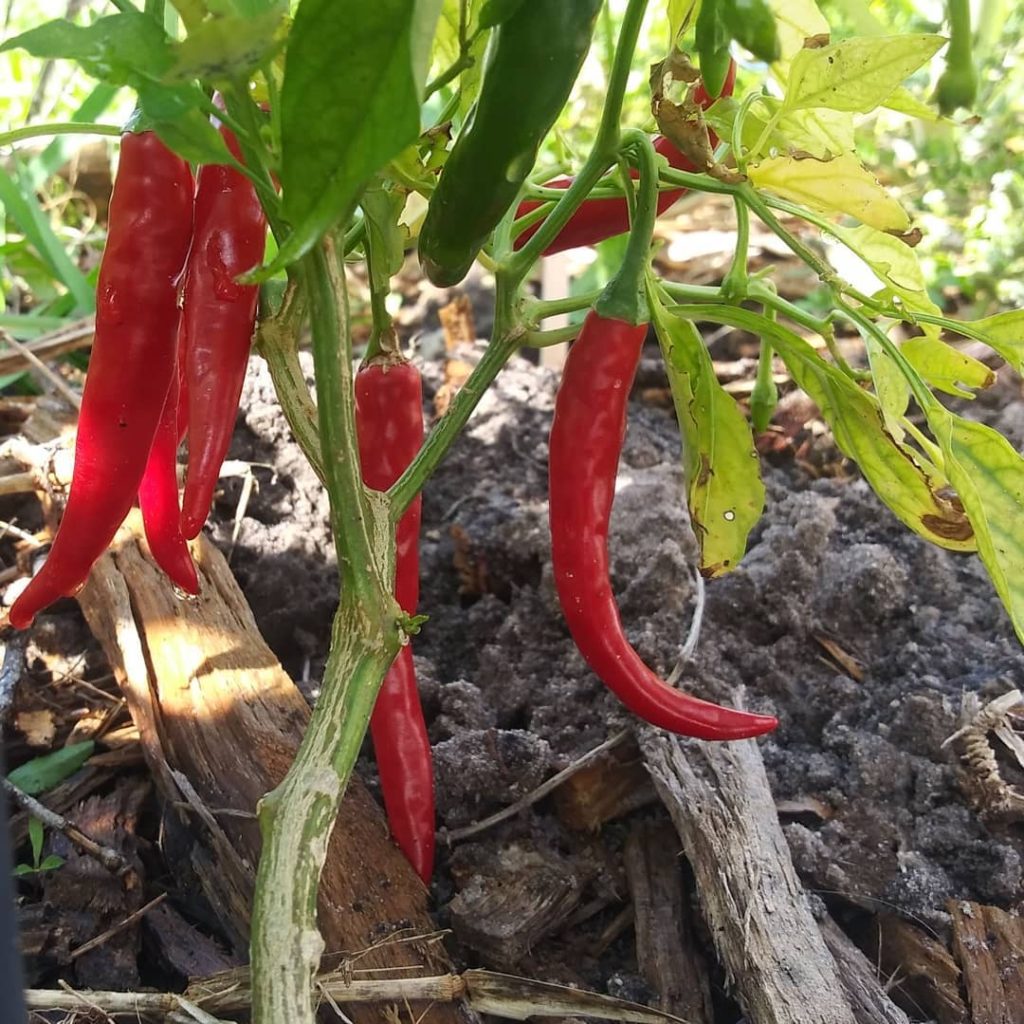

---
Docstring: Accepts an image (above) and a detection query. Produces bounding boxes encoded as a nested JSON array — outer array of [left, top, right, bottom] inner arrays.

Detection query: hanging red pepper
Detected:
[[138, 325, 199, 594], [356, 360, 435, 883], [179, 113, 267, 540], [514, 62, 735, 255], [10, 131, 193, 630], [547, 132, 777, 741]]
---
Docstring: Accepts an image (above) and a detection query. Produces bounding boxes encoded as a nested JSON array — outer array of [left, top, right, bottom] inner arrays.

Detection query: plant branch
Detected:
[[255, 281, 325, 483], [250, 239, 403, 1024], [0, 123, 123, 148]]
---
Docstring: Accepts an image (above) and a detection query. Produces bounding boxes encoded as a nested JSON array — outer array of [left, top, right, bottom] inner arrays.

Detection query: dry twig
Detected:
[[1, 776, 130, 875]]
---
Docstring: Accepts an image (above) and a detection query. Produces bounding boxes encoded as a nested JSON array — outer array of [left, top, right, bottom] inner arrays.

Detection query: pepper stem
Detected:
[[593, 130, 659, 326]]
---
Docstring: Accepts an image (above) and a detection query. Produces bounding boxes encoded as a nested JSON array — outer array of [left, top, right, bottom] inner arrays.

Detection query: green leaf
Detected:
[[0, 13, 173, 85], [962, 310, 1024, 374], [13, 863, 36, 877], [784, 35, 944, 113], [264, 0, 430, 277], [412, 0, 447, 88], [479, 0, 528, 29], [167, 10, 285, 81], [749, 153, 910, 232], [766, 321, 975, 551], [361, 183, 407, 277], [924, 407, 1024, 643], [28, 817, 44, 866], [135, 82, 233, 165], [7, 742, 95, 797], [37, 855, 64, 873], [901, 335, 995, 398], [0, 160, 95, 313], [649, 292, 765, 578]]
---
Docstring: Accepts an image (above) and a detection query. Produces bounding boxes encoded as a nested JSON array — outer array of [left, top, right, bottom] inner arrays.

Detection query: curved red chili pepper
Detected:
[[514, 62, 735, 255], [179, 120, 266, 540], [548, 310, 778, 740], [138, 326, 199, 594], [10, 132, 193, 630], [356, 360, 435, 882]]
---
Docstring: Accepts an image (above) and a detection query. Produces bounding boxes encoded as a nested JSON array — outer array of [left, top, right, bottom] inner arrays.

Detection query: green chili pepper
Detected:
[[934, 0, 978, 115], [721, 0, 781, 64], [418, 0, 602, 287], [695, 0, 734, 100]]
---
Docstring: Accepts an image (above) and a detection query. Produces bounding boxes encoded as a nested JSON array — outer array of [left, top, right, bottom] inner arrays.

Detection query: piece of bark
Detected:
[[949, 901, 1024, 1024], [143, 900, 241, 981], [17, 902, 74, 985], [819, 915, 910, 1024], [41, 779, 148, 990], [448, 846, 583, 969], [641, 730, 859, 1024], [624, 820, 712, 1023], [77, 512, 467, 1024], [553, 740, 657, 831], [868, 914, 967, 1024]]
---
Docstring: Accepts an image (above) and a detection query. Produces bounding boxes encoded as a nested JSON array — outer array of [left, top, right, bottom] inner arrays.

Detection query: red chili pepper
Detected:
[[549, 311, 777, 739], [10, 131, 193, 630], [179, 119, 266, 541], [514, 62, 735, 255], [138, 325, 199, 594], [547, 126, 776, 741], [356, 360, 435, 883]]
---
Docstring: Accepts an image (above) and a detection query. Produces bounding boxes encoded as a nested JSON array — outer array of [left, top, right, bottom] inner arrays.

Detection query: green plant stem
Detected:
[[660, 165, 741, 196], [721, 196, 750, 300], [251, 240, 402, 1024], [658, 279, 832, 336], [0, 123, 123, 148], [388, 276, 521, 518], [505, 0, 650, 280], [254, 281, 325, 484], [361, 205, 398, 361], [524, 289, 603, 320], [523, 323, 581, 347], [596, 131, 658, 324]]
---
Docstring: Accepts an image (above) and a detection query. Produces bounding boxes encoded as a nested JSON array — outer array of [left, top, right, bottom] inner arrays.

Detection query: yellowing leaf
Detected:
[[668, 0, 699, 41], [830, 222, 924, 291], [862, 330, 910, 440], [649, 294, 765, 578], [778, 107, 855, 157], [785, 35, 944, 113], [765, 0, 830, 65], [767, 325, 974, 551], [708, 96, 853, 161], [828, 222, 942, 335], [901, 336, 995, 398], [885, 85, 941, 121], [963, 310, 1024, 374], [749, 153, 910, 232], [925, 406, 1024, 644]]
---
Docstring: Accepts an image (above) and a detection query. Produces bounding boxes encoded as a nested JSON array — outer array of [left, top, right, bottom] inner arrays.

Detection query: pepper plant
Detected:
[[3, 0, 1024, 1021]]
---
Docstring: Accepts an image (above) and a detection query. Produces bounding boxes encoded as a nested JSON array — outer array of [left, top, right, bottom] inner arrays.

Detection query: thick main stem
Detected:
[[250, 240, 402, 1024]]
